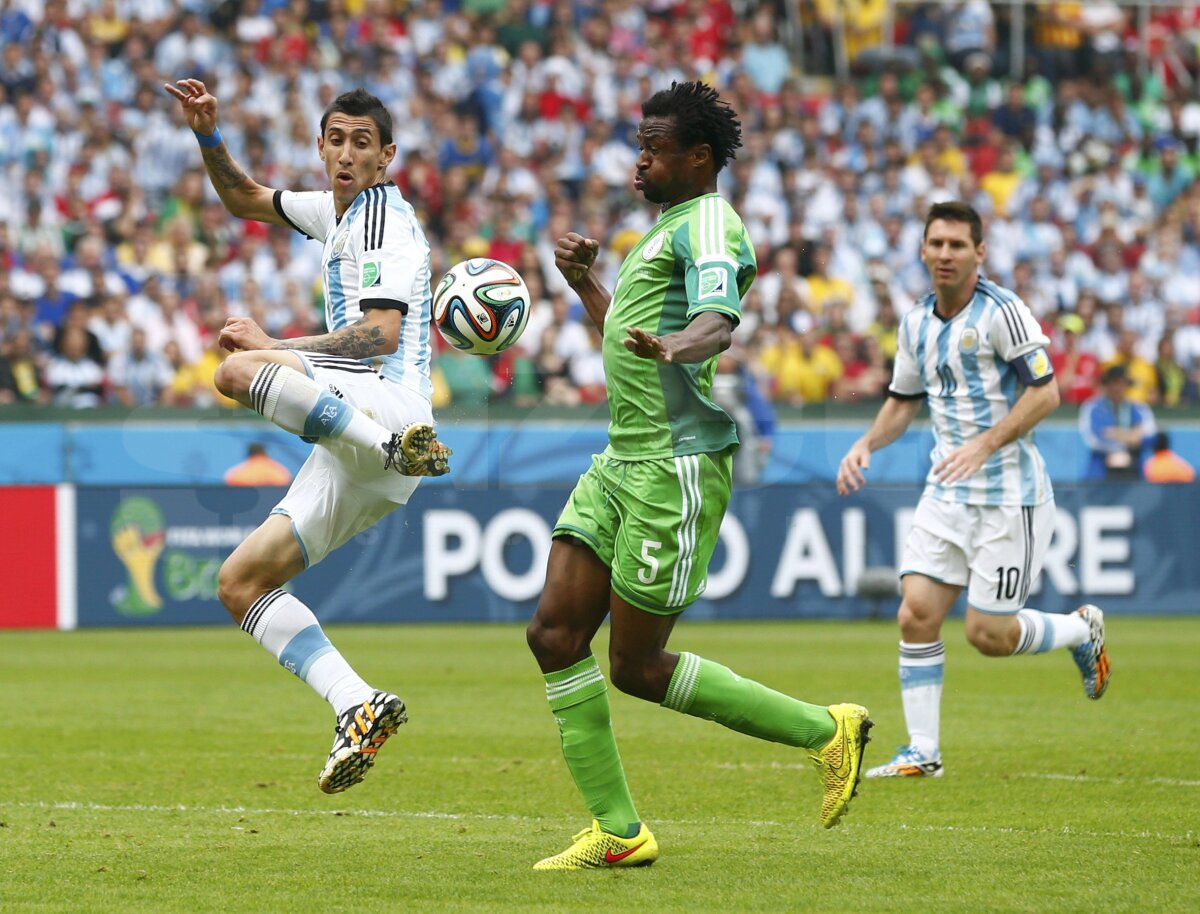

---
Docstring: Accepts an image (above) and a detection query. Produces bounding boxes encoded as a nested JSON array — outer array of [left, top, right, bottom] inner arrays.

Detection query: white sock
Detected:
[[899, 640, 944, 757], [241, 589, 375, 713], [250, 363, 390, 453], [1013, 608, 1090, 655]]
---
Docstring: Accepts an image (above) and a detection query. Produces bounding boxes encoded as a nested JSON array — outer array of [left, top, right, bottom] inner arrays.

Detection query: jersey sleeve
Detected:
[[353, 189, 429, 314], [888, 311, 926, 398], [272, 190, 334, 242], [680, 198, 756, 327], [989, 293, 1055, 386]]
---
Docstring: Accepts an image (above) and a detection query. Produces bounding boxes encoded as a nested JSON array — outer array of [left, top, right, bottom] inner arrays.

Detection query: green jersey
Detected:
[[603, 192, 757, 461]]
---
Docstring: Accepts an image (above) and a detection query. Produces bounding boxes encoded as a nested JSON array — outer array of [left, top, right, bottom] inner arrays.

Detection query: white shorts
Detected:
[[271, 352, 431, 567], [900, 496, 1056, 614]]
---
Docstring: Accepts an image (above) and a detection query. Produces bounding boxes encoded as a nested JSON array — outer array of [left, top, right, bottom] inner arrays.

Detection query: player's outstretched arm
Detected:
[[554, 232, 610, 332], [624, 312, 732, 364], [837, 395, 923, 495], [163, 79, 286, 226]]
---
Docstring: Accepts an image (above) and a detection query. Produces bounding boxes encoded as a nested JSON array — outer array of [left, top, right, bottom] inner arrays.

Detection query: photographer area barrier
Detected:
[[6, 420, 1200, 487], [3, 481, 1193, 629]]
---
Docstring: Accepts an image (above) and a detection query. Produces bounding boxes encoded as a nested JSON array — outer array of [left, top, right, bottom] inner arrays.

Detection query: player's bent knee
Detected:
[[216, 558, 259, 623], [526, 614, 589, 668], [897, 601, 941, 641], [213, 351, 259, 399]]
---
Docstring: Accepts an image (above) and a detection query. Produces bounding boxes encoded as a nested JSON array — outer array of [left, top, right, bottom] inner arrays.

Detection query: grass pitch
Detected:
[[1, 617, 1197, 913]]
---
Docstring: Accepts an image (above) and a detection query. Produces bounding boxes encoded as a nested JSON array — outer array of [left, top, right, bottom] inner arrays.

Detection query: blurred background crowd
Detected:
[[0, 0, 1198, 416]]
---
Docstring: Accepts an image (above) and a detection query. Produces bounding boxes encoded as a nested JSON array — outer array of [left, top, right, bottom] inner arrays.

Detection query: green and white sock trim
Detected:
[[545, 655, 607, 711], [662, 651, 701, 713]]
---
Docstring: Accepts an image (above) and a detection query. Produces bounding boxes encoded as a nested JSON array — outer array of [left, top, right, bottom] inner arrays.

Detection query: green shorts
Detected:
[[554, 450, 733, 614]]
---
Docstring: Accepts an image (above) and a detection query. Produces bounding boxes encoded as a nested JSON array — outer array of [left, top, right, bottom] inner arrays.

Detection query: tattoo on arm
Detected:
[[274, 322, 391, 359], [200, 146, 249, 191]]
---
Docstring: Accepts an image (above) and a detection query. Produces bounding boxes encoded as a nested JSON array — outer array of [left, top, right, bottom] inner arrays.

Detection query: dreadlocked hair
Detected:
[[641, 81, 742, 172]]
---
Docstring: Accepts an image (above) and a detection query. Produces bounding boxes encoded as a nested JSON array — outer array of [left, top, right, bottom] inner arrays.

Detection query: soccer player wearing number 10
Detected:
[[837, 202, 1111, 780], [526, 82, 872, 870]]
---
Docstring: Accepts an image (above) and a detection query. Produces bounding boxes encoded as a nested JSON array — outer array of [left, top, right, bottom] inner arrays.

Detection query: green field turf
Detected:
[[1, 618, 1197, 913]]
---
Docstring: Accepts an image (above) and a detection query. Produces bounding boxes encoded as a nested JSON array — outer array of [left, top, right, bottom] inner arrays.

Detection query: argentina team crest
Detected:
[[959, 327, 980, 353]]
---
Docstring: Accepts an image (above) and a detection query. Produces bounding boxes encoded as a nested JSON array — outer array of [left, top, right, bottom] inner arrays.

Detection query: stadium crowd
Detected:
[[0, 0, 1198, 413]]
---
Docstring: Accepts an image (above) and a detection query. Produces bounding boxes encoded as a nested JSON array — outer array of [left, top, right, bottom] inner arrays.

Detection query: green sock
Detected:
[[544, 656, 640, 838], [662, 652, 836, 750]]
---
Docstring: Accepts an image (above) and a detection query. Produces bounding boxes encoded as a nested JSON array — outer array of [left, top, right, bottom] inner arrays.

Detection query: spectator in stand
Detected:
[[107, 327, 172, 407], [1153, 334, 1188, 408], [740, 7, 790, 96], [87, 292, 132, 360], [979, 142, 1023, 218], [1079, 365, 1157, 481], [992, 83, 1037, 148], [44, 325, 104, 409], [711, 348, 775, 487], [759, 311, 843, 405], [0, 327, 41, 403], [802, 242, 854, 318], [532, 325, 581, 407], [1102, 328, 1157, 404], [1033, 3, 1084, 81], [1143, 432, 1197, 484], [830, 332, 888, 403], [1051, 313, 1100, 406], [944, 1, 996, 72], [1144, 137, 1196, 212], [434, 345, 494, 408]]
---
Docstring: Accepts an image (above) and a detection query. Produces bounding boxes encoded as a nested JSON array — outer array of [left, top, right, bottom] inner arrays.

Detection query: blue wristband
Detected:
[[194, 127, 223, 148]]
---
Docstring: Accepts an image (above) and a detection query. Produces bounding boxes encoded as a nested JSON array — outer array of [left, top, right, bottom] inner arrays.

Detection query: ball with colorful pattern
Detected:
[[432, 258, 531, 356]]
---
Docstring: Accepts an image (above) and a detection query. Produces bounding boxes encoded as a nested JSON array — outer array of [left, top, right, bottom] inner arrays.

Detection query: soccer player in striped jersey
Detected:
[[837, 202, 1111, 780], [526, 81, 872, 870], [164, 79, 450, 794]]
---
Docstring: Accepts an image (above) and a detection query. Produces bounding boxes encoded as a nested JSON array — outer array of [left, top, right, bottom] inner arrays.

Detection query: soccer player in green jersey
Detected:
[[526, 81, 873, 871]]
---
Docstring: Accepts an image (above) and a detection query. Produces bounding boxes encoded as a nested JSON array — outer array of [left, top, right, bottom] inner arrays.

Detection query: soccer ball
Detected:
[[432, 258, 531, 355]]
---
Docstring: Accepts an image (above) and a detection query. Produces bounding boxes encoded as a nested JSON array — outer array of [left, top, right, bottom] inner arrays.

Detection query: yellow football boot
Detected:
[[533, 820, 659, 871], [811, 703, 873, 828]]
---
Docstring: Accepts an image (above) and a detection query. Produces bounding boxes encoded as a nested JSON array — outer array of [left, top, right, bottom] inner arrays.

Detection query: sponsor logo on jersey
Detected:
[[362, 261, 381, 288], [332, 232, 348, 258], [697, 267, 728, 300], [959, 327, 980, 353], [642, 231, 667, 261], [1025, 348, 1052, 379]]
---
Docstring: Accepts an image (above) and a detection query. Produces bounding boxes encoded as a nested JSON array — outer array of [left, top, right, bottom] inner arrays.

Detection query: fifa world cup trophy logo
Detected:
[[110, 497, 166, 616]]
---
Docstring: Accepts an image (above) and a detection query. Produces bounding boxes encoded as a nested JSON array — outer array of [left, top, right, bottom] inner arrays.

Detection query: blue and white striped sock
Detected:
[[249, 363, 389, 452], [241, 589, 374, 713], [899, 640, 944, 757], [1013, 608, 1090, 655]]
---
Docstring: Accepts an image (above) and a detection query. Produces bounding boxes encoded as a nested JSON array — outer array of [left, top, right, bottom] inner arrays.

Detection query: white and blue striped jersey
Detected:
[[890, 277, 1054, 507], [273, 182, 433, 401]]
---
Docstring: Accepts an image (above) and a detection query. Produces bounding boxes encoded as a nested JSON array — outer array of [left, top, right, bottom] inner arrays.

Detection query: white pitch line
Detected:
[[1014, 773, 1200, 788], [715, 762, 1200, 788], [5, 801, 1193, 844]]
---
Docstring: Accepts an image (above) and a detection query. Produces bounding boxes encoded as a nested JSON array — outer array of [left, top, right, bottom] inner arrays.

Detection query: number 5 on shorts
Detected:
[[638, 539, 662, 584]]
